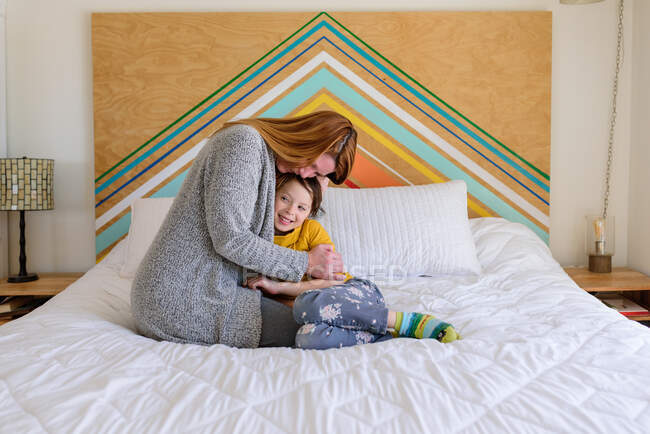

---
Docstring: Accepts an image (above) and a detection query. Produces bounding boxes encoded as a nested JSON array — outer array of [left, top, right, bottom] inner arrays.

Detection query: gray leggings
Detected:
[[259, 296, 301, 347], [292, 278, 393, 350]]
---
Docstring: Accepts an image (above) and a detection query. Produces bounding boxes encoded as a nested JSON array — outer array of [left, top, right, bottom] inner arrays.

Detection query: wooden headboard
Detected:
[[92, 11, 551, 260]]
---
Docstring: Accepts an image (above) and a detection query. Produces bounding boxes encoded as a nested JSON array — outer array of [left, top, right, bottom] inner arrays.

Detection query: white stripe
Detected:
[[231, 54, 326, 120], [97, 50, 548, 230], [95, 139, 205, 230], [357, 144, 413, 185]]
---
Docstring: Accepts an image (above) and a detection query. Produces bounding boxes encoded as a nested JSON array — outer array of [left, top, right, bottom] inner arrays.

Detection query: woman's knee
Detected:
[[259, 296, 301, 348]]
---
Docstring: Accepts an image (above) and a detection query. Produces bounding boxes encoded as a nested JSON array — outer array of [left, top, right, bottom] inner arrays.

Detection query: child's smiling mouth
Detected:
[[278, 215, 294, 225]]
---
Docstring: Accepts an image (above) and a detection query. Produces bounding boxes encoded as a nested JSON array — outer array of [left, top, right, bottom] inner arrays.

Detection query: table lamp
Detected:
[[0, 157, 54, 282]]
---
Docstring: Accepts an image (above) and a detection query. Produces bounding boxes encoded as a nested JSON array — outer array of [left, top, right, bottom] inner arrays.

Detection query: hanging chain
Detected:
[[602, 0, 624, 219]]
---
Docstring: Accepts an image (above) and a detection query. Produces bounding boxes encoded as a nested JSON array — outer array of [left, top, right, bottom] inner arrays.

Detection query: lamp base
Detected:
[[588, 254, 612, 273], [8, 273, 39, 283]]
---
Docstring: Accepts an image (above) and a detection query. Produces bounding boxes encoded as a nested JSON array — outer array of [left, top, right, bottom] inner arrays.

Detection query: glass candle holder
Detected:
[[586, 215, 615, 272]]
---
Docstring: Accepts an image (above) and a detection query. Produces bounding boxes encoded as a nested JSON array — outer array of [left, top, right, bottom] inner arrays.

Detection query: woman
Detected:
[[130, 111, 357, 348]]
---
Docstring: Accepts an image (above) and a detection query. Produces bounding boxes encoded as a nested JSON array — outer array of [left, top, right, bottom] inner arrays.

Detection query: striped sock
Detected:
[[392, 312, 460, 343]]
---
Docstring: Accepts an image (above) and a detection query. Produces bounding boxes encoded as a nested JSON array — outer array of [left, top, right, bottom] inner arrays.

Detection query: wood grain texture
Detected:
[[92, 11, 551, 179], [92, 12, 315, 179], [92, 12, 552, 257], [0, 273, 84, 296], [333, 11, 551, 174], [564, 267, 650, 292]]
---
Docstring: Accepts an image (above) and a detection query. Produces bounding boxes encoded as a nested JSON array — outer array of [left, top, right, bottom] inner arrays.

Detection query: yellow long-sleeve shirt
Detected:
[[274, 219, 353, 282]]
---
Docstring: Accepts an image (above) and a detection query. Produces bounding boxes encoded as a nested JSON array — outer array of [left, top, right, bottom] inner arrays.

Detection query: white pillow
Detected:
[[119, 197, 175, 278], [318, 180, 482, 278], [118, 182, 481, 279]]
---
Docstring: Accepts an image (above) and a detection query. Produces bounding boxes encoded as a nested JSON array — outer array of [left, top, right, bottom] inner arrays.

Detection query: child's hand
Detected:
[[245, 276, 282, 295]]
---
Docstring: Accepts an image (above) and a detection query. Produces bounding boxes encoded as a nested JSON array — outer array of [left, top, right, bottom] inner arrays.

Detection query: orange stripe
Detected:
[[350, 152, 405, 188]]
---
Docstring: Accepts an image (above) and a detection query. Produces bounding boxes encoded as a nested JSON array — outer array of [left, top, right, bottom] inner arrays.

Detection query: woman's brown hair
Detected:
[[275, 172, 323, 218], [220, 111, 357, 185]]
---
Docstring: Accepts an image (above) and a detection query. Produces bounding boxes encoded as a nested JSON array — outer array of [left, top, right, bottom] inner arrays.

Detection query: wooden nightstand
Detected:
[[0, 272, 83, 325], [564, 267, 650, 321]]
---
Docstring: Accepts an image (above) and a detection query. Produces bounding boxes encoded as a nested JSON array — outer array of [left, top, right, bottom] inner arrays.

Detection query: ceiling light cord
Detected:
[[602, 0, 624, 219]]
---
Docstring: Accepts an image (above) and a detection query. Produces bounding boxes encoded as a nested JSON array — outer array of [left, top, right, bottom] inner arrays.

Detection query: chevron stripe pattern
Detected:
[[93, 12, 551, 261]]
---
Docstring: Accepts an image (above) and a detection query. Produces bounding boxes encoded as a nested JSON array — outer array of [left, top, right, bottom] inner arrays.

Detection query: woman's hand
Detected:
[[307, 244, 345, 280]]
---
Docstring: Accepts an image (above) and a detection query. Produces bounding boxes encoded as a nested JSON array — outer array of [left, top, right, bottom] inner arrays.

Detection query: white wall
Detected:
[[628, 0, 650, 275], [3, 0, 639, 273], [0, 0, 7, 279]]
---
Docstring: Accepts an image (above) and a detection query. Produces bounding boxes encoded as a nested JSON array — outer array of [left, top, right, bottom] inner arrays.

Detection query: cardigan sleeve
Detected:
[[202, 126, 308, 282]]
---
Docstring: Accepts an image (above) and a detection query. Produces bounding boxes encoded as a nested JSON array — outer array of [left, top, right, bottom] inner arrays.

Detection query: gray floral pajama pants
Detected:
[[292, 278, 393, 350]]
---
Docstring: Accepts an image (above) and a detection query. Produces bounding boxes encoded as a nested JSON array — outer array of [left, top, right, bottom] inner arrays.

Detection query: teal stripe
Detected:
[[96, 213, 131, 257], [95, 170, 189, 256], [320, 21, 549, 192], [261, 68, 549, 242], [422, 318, 439, 338], [152, 169, 189, 198], [400, 313, 414, 336]]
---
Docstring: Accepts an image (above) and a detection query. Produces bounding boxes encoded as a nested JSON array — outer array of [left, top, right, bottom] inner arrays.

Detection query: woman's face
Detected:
[[276, 153, 336, 179]]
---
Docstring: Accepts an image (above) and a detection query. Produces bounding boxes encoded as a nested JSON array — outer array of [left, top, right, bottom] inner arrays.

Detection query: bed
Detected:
[[2, 215, 649, 433], [4, 10, 647, 432]]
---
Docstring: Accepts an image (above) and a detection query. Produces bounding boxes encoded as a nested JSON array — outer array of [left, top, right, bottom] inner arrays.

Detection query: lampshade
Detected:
[[0, 157, 54, 211]]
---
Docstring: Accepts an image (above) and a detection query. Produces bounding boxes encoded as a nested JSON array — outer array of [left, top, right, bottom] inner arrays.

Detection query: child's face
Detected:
[[274, 179, 313, 233]]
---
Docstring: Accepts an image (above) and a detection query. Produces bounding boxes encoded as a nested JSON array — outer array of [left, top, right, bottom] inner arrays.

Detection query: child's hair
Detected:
[[275, 172, 323, 218]]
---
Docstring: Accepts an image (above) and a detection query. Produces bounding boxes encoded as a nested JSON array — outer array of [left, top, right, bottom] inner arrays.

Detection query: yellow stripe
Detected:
[[296, 94, 492, 217], [96, 252, 109, 264], [414, 315, 429, 339]]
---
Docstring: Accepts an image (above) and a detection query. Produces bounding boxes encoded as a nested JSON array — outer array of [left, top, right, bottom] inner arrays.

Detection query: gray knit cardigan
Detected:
[[130, 124, 309, 348]]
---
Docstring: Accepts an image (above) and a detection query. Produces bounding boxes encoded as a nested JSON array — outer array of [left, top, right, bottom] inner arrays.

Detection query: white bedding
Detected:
[[1, 218, 649, 433]]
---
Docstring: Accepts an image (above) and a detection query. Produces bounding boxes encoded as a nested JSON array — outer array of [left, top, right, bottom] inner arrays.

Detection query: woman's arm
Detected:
[[246, 275, 342, 297], [202, 126, 345, 281], [202, 126, 308, 282]]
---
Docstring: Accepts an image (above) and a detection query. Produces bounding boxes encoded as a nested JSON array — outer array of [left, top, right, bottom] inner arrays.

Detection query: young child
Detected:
[[245, 173, 460, 349]]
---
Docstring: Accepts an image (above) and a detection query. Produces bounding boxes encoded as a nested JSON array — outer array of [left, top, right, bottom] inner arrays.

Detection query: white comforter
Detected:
[[1, 218, 649, 433]]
